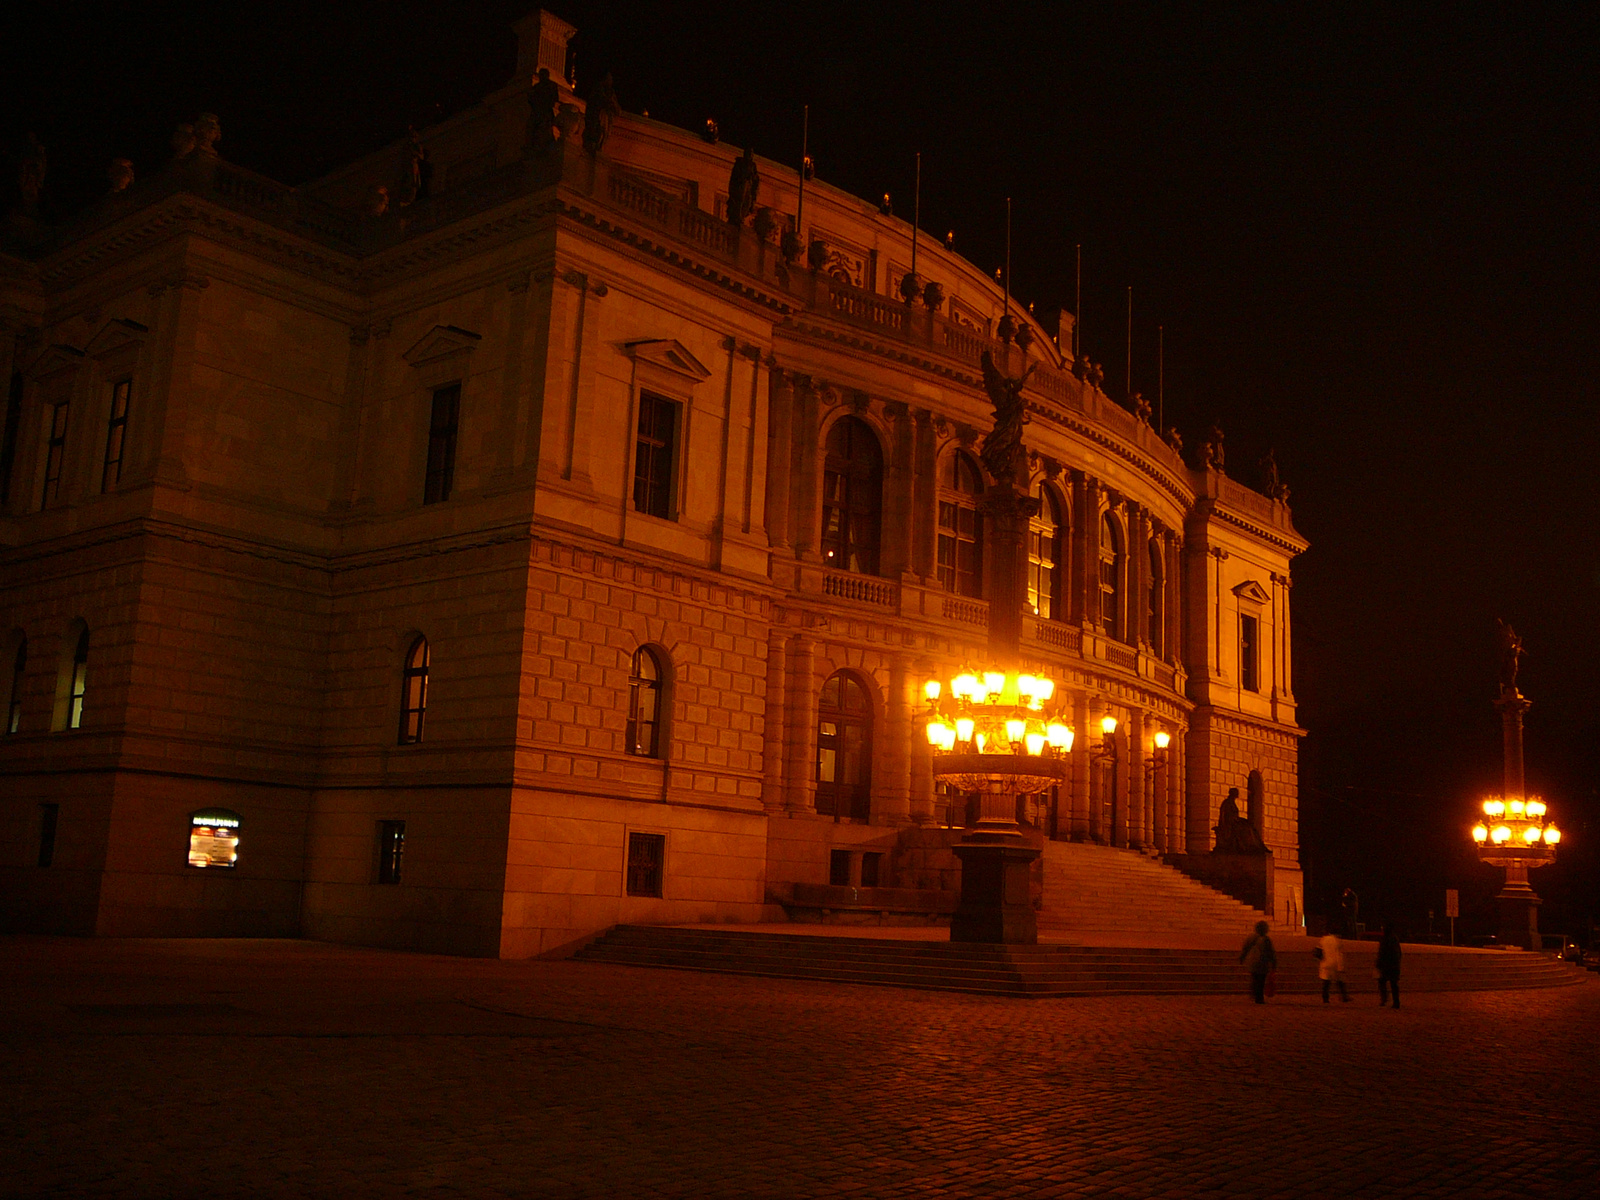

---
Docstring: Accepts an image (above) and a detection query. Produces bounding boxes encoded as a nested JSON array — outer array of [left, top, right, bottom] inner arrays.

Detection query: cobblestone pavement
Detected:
[[3, 936, 1597, 1199]]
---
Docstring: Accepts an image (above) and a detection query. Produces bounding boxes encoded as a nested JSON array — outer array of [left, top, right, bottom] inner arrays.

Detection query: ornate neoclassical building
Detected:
[[0, 12, 1305, 956]]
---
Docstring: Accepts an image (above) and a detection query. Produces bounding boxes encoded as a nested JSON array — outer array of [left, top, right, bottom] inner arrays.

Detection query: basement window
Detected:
[[626, 832, 665, 897], [187, 809, 240, 869]]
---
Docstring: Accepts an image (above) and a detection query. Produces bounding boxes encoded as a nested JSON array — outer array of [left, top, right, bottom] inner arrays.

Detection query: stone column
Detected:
[[1070, 688, 1091, 839], [881, 402, 914, 577], [1128, 506, 1148, 647], [761, 630, 788, 814], [1127, 710, 1145, 847], [1086, 695, 1106, 841], [1165, 532, 1182, 664], [792, 380, 822, 563], [909, 656, 936, 824], [785, 633, 818, 815], [765, 370, 795, 552], [1070, 473, 1094, 625], [880, 654, 913, 824], [911, 409, 937, 582], [1279, 573, 1294, 700]]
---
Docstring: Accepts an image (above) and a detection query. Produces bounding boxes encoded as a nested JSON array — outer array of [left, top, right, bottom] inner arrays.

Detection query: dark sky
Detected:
[[5, 2, 1597, 931]]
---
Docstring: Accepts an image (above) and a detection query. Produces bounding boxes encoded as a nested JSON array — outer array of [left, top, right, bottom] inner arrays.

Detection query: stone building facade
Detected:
[[0, 12, 1306, 956]]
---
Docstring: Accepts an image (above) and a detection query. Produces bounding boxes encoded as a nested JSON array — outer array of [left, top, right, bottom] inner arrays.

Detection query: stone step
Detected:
[[577, 926, 1589, 997]]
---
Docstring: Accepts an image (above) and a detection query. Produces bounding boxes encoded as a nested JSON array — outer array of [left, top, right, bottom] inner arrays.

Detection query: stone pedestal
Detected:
[[950, 834, 1040, 944], [1496, 862, 1542, 951]]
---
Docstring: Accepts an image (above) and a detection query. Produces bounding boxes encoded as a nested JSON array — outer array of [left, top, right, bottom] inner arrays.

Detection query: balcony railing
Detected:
[[1028, 617, 1082, 654], [822, 570, 898, 608], [941, 596, 989, 627]]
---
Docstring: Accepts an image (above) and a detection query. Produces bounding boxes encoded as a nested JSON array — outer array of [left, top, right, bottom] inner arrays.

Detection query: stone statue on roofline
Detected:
[[170, 123, 196, 160], [1259, 448, 1289, 501], [193, 113, 221, 156], [727, 146, 759, 226], [583, 72, 619, 154], [527, 67, 561, 154], [1132, 391, 1152, 425], [17, 133, 46, 217], [107, 158, 135, 194], [979, 349, 1036, 489], [1201, 423, 1225, 471], [1165, 426, 1183, 456]]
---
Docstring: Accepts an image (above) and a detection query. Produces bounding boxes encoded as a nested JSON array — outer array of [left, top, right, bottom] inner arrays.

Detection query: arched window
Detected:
[[6, 637, 24, 734], [67, 628, 88, 729], [816, 670, 872, 821], [1147, 538, 1165, 658], [1099, 513, 1124, 641], [820, 417, 883, 575], [626, 647, 665, 757], [399, 636, 429, 744], [1028, 485, 1064, 620], [937, 453, 983, 597]]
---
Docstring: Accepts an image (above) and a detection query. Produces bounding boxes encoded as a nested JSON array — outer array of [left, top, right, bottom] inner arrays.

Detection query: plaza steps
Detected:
[[575, 925, 1590, 998], [1037, 840, 1287, 938]]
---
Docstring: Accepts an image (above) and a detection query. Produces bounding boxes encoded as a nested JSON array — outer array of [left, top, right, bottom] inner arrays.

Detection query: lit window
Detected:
[[626, 831, 665, 897], [67, 628, 88, 729], [816, 670, 873, 821], [42, 399, 69, 507], [1147, 539, 1165, 658], [1028, 485, 1064, 619], [633, 393, 679, 519], [102, 379, 131, 492], [399, 636, 429, 744], [937, 453, 983, 597], [821, 417, 883, 574], [6, 638, 24, 734], [377, 820, 405, 884], [1099, 512, 1123, 642], [626, 647, 664, 757], [424, 384, 460, 504], [1240, 613, 1260, 692], [188, 809, 240, 869]]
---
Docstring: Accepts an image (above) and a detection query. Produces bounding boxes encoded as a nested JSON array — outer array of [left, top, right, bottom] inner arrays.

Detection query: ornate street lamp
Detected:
[[1471, 622, 1563, 949]]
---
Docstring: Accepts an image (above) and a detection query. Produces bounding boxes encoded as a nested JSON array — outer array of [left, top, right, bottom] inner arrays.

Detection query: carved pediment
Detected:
[[83, 318, 149, 360], [26, 343, 84, 379], [624, 338, 711, 382], [403, 325, 482, 368], [1233, 579, 1272, 605]]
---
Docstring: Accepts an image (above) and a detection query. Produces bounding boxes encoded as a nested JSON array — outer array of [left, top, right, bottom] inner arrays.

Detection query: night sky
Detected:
[[4, 2, 1596, 934]]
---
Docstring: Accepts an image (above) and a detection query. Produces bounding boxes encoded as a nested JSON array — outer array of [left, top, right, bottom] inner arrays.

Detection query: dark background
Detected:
[[4, 2, 1595, 940]]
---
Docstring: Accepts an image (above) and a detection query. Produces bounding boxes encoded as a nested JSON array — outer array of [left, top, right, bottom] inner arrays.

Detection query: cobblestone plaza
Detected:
[[5, 937, 1596, 1198]]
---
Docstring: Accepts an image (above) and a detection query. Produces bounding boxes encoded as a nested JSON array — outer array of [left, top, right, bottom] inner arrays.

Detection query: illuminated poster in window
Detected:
[[188, 809, 240, 868]]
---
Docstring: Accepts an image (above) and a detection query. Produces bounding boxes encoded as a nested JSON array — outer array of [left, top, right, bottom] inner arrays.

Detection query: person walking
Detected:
[[1377, 921, 1403, 1008], [1240, 919, 1278, 1004], [1319, 929, 1351, 1003]]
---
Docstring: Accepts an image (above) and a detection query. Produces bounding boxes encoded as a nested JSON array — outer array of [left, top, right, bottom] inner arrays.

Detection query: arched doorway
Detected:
[[815, 670, 872, 821]]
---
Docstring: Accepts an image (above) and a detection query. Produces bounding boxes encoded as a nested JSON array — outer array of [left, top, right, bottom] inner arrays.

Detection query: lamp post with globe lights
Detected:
[[1471, 623, 1563, 950]]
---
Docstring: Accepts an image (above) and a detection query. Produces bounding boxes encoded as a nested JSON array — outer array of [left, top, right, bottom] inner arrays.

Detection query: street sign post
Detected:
[[1445, 888, 1460, 946]]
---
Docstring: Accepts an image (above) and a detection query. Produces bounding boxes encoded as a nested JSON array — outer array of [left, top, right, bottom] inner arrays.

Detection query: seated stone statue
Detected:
[[1213, 787, 1267, 854]]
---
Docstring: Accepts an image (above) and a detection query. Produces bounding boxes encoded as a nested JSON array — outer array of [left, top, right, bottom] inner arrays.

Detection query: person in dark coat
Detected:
[[1240, 920, 1278, 1004], [1376, 921, 1402, 1008]]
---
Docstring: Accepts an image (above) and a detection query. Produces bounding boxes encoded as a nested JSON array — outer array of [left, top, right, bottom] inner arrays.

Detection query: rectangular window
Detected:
[[860, 851, 882, 888], [1240, 613, 1259, 692], [626, 831, 666, 897], [377, 820, 406, 884], [42, 399, 70, 506], [37, 804, 58, 868], [632, 393, 678, 519], [829, 849, 852, 887], [423, 384, 460, 504], [101, 379, 131, 491]]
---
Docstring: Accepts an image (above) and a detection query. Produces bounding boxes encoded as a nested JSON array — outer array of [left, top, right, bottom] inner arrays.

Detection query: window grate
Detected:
[[626, 832, 665, 897]]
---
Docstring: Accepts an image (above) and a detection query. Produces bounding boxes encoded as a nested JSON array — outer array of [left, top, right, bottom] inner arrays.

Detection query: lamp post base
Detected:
[[1495, 882, 1542, 951], [950, 835, 1040, 944]]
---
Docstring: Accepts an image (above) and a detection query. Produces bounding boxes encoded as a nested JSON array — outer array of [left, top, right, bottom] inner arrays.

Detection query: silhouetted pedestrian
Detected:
[[1377, 922, 1402, 1008], [1318, 930, 1351, 1003], [1240, 920, 1278, 1004]]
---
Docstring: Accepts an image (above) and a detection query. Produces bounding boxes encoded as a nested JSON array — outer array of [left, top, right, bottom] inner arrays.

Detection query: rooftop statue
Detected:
[[583, 72, 619, 154], [18, 133, 46, 217], [727, 146, 759, 226], [979, 350, 1035, 489], [1132, 391, 1152, 424], [1201, 424, 1226, 471], [1165, 426, 1184, 456], [1260, 448, 1289, 501], [193, 113, 221, 156], [107, 158, 134, 194], [1496, 618, 1524, 698], [170, 123, 196, 160], [527, 68, 561, 153]]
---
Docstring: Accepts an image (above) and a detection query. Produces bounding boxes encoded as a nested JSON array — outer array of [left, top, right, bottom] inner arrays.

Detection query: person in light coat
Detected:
[[1319, 930, 1351, 1003]]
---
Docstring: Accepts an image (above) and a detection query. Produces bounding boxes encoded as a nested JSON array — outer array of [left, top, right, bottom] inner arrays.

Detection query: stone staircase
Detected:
[[575, 925, 1589, 998], [1038, 840, 1288, 938]]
